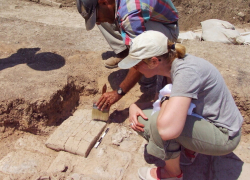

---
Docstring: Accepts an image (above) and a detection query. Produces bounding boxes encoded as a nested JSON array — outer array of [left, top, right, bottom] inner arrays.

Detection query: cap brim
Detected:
[[85, 9, 96, 31], [118, 55, 142, 69]]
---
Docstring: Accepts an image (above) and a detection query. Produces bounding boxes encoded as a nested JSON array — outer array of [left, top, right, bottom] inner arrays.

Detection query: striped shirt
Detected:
[[115, 0, 179, 45]]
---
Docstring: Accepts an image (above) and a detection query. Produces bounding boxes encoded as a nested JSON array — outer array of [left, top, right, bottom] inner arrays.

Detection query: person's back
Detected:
[[171, 54, 243, 136], [117, 0, 178, 24], [116, 0, 179, 45]]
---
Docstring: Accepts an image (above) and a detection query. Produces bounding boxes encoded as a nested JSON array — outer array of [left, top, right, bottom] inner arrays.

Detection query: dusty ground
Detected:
[[0, 0, 250, 179], [55, 0, 250, 30]]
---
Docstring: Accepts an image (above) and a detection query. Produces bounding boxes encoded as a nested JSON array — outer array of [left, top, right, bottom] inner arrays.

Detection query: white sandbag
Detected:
[[236, 32, 250, 45], [201, 19, 241, 44], [243, 34, 250, 45], [236, 36, 245, 45], [177, 31, 201, 43]]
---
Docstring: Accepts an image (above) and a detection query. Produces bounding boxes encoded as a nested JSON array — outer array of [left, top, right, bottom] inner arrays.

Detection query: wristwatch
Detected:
[[160, 96, 170, 106], [117, 87, 126, 96]]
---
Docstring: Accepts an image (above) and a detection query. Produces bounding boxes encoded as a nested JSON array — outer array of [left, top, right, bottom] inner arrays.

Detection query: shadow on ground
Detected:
[[107, 69, 156, 124], [182, 152, 243, 180], [0, 48, 65, 71], [101, 51, 117, 60]]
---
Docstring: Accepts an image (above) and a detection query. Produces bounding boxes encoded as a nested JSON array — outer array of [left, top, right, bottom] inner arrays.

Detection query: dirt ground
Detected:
[[0, 0, 250, 179], [55, 0, 250, 30]]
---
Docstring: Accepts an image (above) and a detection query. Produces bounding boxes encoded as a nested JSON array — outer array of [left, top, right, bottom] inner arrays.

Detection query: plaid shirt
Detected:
[[115, 0, 179, 45]]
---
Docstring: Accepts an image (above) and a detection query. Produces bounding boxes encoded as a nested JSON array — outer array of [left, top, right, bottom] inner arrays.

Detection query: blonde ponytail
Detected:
[[175, 43, 186, 58], [167, 42, 186, 59]]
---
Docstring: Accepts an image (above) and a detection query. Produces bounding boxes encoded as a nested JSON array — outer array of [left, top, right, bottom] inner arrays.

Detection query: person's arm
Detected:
[[157, 96, 191, 141], [96, 9, 147, 110], [120, 67, 142, 93], [96, 67, 142, 111]]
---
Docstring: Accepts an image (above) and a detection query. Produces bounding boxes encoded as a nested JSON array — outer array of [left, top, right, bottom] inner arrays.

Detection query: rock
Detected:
[[111, 127, 132, 146], [46, 109, 106, 157], [238, 12, 245, 18], [39, 0, 62, 8], [38, 176, 51, 180]]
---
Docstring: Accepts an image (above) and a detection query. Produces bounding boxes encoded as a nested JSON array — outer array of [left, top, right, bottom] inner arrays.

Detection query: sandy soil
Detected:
[[0, 0, 250, 179]]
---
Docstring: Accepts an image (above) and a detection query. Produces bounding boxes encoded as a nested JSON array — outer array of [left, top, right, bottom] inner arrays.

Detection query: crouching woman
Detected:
[[118, 31, 243, 180]]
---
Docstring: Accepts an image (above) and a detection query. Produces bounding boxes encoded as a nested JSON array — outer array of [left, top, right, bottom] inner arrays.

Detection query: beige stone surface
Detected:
[[40, 0, 62, 8], [46, 109, 106, 157], [73, 145, 132, 180], [46, 151, 78, 173], [0, 150, 52, 174], [14, 134, 57, 156]]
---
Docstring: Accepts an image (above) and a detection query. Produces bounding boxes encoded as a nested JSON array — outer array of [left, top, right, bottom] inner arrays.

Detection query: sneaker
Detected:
[[103, 49, 129, 69], [103, 57, 122, 68], [138, 167, 183, 180]]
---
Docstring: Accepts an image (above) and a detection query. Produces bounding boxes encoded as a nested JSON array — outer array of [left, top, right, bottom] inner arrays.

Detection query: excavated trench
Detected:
[[0, 76, 98, 136], [1, 0, 249, 138]]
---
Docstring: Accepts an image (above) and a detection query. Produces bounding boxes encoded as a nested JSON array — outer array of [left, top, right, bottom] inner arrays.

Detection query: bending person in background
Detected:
[[76, 0, 179, 110], [118, 31, 243, 180]]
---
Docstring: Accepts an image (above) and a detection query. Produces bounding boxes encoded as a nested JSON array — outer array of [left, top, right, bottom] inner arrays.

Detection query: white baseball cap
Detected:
[[118, 31, 169, 69]]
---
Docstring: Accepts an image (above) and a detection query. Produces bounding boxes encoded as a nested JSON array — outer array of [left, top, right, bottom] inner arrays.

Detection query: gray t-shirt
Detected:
[[170, 54, 243, 137]]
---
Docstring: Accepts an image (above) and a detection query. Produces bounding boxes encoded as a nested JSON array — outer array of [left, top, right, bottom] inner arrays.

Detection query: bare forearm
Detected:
[[96, 68, 142, 110], [119, 67, 142, 93], [157, 97, 191, 141]]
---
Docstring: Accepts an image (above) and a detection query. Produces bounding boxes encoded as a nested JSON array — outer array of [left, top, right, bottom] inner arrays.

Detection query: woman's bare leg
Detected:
[[150, 155, 182, 179]]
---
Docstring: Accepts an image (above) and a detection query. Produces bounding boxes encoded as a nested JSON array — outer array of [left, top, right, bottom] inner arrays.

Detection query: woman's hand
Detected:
[[129, 104, 148, 132]]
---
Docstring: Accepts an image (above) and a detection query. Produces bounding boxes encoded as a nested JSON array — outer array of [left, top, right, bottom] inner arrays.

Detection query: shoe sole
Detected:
[[104, 62, 118, 69]]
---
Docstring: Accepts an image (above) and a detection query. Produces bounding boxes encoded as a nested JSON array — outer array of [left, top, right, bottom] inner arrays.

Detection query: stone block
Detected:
[[73, 109, 92, 122], [75, 139, 91, 157], [47, 151, 78, 173], [14, 134, 57, 156], [73, 145, 131, 180], [89, 121, 106, 136], [46, 109, 107, 157], [84, 132, 96, 143], [64, 136, 81, 154], [0, 150, 52, 174]]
